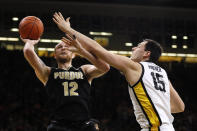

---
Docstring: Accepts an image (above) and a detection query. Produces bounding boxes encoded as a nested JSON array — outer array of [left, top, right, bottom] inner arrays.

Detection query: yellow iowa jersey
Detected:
[[128, 62, 174, 131]]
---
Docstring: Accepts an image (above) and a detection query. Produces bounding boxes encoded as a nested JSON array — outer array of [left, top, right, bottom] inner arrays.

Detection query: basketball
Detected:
[[19, 16, 44, 40]]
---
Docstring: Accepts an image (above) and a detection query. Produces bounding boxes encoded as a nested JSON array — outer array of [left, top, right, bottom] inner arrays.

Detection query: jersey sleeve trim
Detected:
[[128, 63, 144, 88]]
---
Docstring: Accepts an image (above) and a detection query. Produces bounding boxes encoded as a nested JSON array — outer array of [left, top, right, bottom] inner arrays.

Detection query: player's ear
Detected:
[[144, 50, 151, 58], [54, 50, 57, 59], [54, 54, 56, 59]]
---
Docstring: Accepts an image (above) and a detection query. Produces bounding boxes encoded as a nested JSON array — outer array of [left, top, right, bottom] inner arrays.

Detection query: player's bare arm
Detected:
[[89, 46, 143, 85], [22, 37, 51, 85], [61, 35, 110, 83], [53, 12, 110, 70], [53, 12, 141, 81], [81, 65, 107, 84], [169, 81, 185, 113], [53, 12, 118, 64]]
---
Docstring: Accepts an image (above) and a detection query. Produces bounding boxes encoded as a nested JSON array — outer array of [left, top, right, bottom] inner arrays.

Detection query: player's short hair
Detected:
[[144, 39, 163, 63]]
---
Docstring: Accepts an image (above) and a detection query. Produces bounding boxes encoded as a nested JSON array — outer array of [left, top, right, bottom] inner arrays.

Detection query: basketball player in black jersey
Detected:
[[21, 32, 110, 130]]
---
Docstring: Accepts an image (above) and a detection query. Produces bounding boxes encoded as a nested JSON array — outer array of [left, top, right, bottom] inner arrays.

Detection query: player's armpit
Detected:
[[35, 66, 51, 86]]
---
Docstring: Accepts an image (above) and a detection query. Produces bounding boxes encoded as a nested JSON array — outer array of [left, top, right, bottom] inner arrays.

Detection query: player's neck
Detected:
[[58, 61, 72, 70], [142, 57, 149, 62]]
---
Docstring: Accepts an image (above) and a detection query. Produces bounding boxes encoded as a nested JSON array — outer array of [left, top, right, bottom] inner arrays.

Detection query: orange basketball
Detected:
[[19, 16, 44, 40]]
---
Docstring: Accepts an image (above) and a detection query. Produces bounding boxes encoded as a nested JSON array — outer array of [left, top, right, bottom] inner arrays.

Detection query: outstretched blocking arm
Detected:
[[53, 12, 140, 74], [22, 38, 50, 85], [53, 12, 110, 73], [169, 81, 185, 113]]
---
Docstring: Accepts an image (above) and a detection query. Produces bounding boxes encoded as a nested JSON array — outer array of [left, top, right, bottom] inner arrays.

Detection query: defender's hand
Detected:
[[61, 34, 83, 54], [53, 12, 71, 33]]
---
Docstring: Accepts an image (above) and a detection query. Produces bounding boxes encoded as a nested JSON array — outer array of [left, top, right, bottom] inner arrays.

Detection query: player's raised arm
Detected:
[[22, 38, 50, 85], [53, 12, 140, 73], [53, 12, 111, 72]]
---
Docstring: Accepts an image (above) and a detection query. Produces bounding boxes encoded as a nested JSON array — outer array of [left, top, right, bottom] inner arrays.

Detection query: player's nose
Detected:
[[132, 47, 136, 51]]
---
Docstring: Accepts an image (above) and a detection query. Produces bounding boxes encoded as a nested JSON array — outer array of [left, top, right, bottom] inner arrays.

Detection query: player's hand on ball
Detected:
[[53, 12, 71, 33], [20, 36, 40, 45], [19, 16, 44, 40]]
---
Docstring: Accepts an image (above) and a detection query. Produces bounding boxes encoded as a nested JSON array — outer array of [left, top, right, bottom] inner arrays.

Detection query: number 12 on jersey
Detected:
[[62, 81, 79, 96]]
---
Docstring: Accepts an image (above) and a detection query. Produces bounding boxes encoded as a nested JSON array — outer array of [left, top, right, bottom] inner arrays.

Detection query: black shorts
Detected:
[[47, 120, 98, 131]]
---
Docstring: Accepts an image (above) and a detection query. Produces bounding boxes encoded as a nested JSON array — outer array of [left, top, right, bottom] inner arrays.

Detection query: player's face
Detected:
[[131, 41, 148, 62], [54, 42, 73, 62]]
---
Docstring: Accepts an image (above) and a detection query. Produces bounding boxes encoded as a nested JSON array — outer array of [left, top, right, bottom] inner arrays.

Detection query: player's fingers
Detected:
[[61, 37, 67, 42], [62, 37, 71, 44], [53, 12, 58, 18], [62, 38, 72, 47], [52, 18, 59, 24], [20, 35, 24, 40], [66, 17, 70, 22], [53, 15, 58, 22], [53, 12, 61, 21], [36, 38, 40, 42], [61, 40, 70, 46], [62, 36, 71, 42], [58, 12, 65, 20], [20, 36, 28, 42], [66, 34, 74, 41], [34, 38, 39, 41]]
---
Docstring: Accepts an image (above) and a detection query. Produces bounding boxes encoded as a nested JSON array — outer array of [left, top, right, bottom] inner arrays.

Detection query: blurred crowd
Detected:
[[0, 49, 196, 131]]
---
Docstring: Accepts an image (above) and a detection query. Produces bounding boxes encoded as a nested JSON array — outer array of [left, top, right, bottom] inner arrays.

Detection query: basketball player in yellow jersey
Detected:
[[53, 12, 185, 131]]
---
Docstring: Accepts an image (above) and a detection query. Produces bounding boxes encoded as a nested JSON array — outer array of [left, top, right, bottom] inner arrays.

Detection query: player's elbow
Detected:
[[96, 60, 110, 73], [172, 102, 185, 113], [177, 99, 185, 113], [178, 102, 185, 112]]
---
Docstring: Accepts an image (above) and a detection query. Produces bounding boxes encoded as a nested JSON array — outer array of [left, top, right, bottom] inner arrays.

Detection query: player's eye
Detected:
[[57, 45, 62, 49]]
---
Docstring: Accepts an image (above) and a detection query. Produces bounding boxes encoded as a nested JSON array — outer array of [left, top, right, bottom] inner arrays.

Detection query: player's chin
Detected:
[[57, 57, 69, 63], [60, 55, 71, 61]]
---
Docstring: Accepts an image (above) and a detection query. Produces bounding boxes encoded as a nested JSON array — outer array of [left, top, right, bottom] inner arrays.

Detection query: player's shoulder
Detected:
[[140, 61, 166, 73], [80, 64, 94, 70], [80, 64, 96, 75], [140, 61, 160, 68]]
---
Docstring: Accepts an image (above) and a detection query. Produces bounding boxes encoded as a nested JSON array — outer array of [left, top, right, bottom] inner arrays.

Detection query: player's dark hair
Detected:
[[144, 39, 163, 63]]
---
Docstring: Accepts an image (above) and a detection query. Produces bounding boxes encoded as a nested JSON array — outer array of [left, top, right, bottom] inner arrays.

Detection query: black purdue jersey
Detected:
[[45, 66, 91, 121]]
